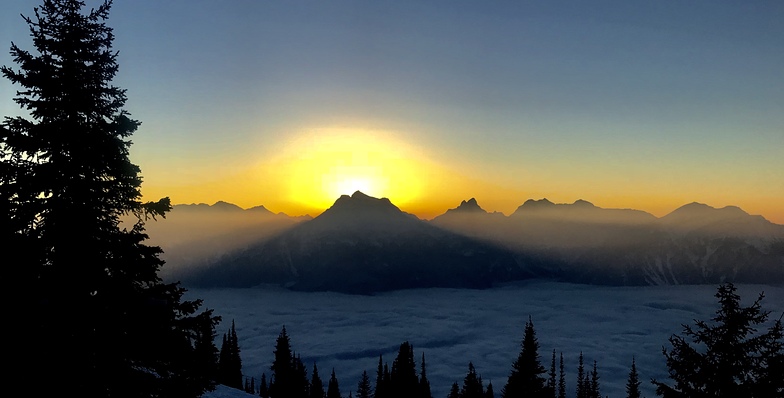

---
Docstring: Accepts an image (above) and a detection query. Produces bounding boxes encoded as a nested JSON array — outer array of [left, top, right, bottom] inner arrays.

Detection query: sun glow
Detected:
[[274, 127, 428, 211]]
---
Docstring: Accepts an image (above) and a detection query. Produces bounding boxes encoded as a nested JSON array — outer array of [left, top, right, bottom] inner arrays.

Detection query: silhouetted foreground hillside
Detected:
[[168, 192, 784, 292]]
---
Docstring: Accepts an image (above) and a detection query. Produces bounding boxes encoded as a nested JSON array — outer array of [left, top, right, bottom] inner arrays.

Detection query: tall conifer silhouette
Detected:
[[502, 317, 548, 398], [1, 1, 219, 396], [626, 357, 641, 398]]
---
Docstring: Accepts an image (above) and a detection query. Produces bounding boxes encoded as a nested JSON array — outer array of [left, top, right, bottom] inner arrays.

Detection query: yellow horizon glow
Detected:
[[270, 127, 429, 210], [135, 126, 784, 225]]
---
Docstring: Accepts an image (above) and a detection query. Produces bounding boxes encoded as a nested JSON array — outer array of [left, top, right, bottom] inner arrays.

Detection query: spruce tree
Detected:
[[448, 382, 461, 398], [294, 354, 311, 398], [375, 355, 387, 398], [356, 370, 373, 398], [383, 364, 391, 394], [270, 326, 294, 398], [1, 1, 219, 396], [485, 381, 495, 398], [327, 368, 342, 398], [557, 352, 566, 398], [218, 320, 243, 389], [461, 362, 485, 398], [626, 357, 641, 398], [652, 283, 784, 397], [310, 363, 325, 398], [501, 317, 548, 398], [576, 352, 586, 398], [420, 352, 433, 398], [391, 341, 419, 397], [548, 350, 557, 397], [194, 311, 221, 385], [260, 373, 270, 398], [219, 333, 229, 383], [588, 360, 600, 398]]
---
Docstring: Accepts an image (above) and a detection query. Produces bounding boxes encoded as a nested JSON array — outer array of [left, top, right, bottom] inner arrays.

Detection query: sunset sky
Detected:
[[2, 1, 783, 222]]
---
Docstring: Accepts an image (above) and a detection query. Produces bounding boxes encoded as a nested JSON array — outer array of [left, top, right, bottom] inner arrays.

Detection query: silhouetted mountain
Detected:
[[659, 202, 783, 241], [431, 198, 784, 286], [140, 201, 309, 281], [166, 195, 783, 291], [430, 198, 508, 242], [511, 198, 656, 225], [178, 192, 541, 293]]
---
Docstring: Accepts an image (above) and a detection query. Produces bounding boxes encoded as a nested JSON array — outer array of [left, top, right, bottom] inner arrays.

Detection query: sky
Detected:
[[2, 1, 783, 222], [188, 281, 784, 398]]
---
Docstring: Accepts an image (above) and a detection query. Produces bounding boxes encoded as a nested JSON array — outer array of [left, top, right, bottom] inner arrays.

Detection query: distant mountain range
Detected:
[[161, 192, 784, 292]]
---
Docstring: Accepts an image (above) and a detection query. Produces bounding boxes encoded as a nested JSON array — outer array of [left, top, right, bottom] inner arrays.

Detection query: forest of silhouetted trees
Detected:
[[215, 284, 782, 398]]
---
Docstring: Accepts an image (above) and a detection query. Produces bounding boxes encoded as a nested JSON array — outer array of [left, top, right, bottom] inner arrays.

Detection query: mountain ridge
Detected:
[[169, 192, 784, 292], [172, 194, 780, 227]]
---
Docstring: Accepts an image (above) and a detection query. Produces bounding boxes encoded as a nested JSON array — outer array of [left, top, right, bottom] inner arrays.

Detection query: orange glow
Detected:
[[137, 126, 784, 226], [266, 127, 430, 210]]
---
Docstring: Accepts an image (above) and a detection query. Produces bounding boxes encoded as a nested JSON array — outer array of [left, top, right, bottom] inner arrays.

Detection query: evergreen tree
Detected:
[[310, 363, 326, 398], [251, 377, 257, 394], [356, 370, 373, 398], [576, 352, 586, 398], [1, 1, 220, 396], [194, 312, 221, 385], [270, 326, 295, 398], [218, 320, 243, 389], [652, 283, 784, 397], [548, 350, 557, 397], [294, 354, 311, 398], [260, 373, 270, 398], [327, 368, 342, 398], [420, 352, 433, 398], [626, 357, 641, 398], [448, 382, 461, 398], [383, 364, 391, 395], [461, 362, 485, 398], [375, 355, 387, 398], [501, 317, 548, 398], [557, 353, 566, 398], [391, 341, 419, 397], [588, 360, 600, 398], [485, 381, 495, 398]]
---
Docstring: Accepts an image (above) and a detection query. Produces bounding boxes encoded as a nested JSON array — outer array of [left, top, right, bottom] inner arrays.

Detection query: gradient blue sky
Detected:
[[2, 1, 783, 221]]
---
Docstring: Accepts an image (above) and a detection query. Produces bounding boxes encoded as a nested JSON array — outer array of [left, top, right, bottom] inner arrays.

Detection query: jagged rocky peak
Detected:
[[330, 190, 397, 211], [315, 191, 414, 227], [455, 198, 485, 213]]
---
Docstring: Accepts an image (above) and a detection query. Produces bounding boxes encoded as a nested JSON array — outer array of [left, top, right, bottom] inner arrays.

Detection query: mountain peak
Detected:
[[351, 190, 370, 199], [664, 202, 750, 222], [573, 199, 596, 207], [455, 198, 485, 213], [315, 191, 415, 229], [661, 202, 749, 225], [523, 198, 555, 207]]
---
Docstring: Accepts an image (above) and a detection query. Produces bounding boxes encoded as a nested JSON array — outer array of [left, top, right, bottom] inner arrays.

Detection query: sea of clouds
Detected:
[[190, 280, 784, 398]]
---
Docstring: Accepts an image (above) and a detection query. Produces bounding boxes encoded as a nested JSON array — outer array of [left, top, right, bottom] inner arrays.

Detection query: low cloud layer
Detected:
[[189, 281, 784, 398]]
